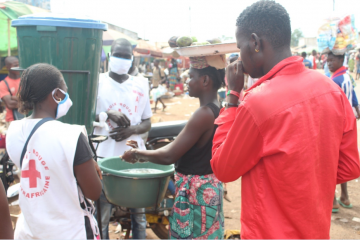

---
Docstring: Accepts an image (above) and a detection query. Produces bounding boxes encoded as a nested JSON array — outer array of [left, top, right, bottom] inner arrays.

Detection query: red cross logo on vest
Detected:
[[22, 160, 41, 188]]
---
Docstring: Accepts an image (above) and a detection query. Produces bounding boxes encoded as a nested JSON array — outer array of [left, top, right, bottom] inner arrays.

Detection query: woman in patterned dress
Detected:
[[168, 59, 180, 91], [122, 55, 227, 239]]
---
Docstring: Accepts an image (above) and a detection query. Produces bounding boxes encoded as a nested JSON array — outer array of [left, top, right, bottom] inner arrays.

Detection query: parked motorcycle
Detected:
[[0, 151, 16, 193], [1, 150, 21, 230], [146, 120, 187, 150]]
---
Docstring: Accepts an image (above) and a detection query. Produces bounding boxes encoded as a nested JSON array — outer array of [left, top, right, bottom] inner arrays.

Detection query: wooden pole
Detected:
[[7, 18, 11, 56]]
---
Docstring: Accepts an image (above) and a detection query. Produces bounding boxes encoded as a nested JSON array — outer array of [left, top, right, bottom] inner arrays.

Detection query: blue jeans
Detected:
[[167, 179, 176, 195], [130, 208, 147, 239], [95, 190, 146, 239]]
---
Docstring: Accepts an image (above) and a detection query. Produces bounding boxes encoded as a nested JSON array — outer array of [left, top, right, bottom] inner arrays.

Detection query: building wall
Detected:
[[298, 37, 317, 48], [14, 0, 51, 10], [104, 22, 138, 40], [298, 37, 318, 53]]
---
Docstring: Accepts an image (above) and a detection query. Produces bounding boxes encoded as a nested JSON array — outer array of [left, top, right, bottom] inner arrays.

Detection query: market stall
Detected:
[[0, 1, 48, 79], [134, 40, 163, 58]]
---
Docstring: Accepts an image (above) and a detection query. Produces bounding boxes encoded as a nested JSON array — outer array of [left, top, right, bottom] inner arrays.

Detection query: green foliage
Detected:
[[291, 28, 304, 47]]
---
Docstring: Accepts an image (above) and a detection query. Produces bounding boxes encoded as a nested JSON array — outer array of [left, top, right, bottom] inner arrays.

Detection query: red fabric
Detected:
[[0, 134, 5, 148], [0, 76, 20, 122], [175, 83, 184, 93], [331, 66, 347, 79], [211, 56, 360, 239], [313, 56, 317, 69], [229, 90, 240, 98]]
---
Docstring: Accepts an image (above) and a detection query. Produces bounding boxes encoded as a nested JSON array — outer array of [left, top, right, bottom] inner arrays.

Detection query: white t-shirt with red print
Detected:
[[94, 73, 152, 158]]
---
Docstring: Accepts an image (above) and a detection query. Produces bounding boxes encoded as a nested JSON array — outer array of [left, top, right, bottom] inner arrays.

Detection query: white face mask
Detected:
[[52, 89, 73, 119], [109, 56, 133, 75]]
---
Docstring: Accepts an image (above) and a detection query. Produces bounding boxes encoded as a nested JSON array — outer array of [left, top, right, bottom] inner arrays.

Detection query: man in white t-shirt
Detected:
[[94, 38, 152, 239]]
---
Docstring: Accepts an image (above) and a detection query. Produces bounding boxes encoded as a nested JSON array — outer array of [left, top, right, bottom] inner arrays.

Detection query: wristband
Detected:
[[227, 90, 240, 98], [225, 102, 239, 108]]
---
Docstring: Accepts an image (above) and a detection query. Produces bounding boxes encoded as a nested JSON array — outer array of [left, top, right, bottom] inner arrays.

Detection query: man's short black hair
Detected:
[[111, 38, 132, 52], [301, 52, 307, 58], [236, 0, 291, 49]]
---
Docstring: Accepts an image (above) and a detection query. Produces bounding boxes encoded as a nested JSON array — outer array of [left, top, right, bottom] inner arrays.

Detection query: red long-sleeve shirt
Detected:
[[211, 56, 360, 239]]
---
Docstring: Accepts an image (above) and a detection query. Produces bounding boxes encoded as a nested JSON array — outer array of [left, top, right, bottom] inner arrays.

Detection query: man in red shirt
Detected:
[[0, 57, 21, 123], [211, 1, 360, 239]]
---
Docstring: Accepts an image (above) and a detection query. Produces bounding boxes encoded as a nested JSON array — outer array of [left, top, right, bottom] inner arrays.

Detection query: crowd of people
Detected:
[[300, 48, 360, 78], [1, 0, 360, 239], [137, 58, 190, 113], [138, 59, 186, 90]]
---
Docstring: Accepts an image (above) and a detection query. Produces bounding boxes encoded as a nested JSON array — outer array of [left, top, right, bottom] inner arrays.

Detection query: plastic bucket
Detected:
[[98, 157, 174, 208]]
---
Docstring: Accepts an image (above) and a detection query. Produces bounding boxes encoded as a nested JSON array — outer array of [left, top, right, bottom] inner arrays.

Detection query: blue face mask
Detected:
[[52, 89, 73, 119]]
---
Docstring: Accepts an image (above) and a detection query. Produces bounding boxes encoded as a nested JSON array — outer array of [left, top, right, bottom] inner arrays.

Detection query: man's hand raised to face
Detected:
[[226, 60, 245, 93]]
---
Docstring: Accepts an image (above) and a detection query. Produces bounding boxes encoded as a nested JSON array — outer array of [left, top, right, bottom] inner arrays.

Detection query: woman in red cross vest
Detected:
[[6, 63, 102, 239]]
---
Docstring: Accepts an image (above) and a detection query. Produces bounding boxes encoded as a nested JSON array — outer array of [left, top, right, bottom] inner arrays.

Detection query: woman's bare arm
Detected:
[[0, 179, 14, 239], [122, 106, 215, 165], [74, 160, 102, 201]]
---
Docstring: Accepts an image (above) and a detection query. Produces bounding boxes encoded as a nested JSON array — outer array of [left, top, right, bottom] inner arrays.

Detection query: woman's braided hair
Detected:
[[196, 66, 225, 90], [18, 63, 64, 114]]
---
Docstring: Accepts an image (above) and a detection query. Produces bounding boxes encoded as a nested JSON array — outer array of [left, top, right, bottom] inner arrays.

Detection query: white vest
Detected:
[[6, 119, 98, 239]]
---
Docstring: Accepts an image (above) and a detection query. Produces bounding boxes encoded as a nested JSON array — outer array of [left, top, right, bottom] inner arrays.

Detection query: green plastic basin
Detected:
[[98, 157, 174, 208]]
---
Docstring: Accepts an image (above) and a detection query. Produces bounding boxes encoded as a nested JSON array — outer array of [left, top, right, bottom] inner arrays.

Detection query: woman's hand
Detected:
[[120, 140, 147, 163], [226, 60, 245, 93], [126, 140, 139, 148], [121, 148, 138, 164]]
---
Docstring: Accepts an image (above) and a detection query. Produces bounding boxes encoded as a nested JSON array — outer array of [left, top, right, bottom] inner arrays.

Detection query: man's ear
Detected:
[[251, 33, 262, 52]]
